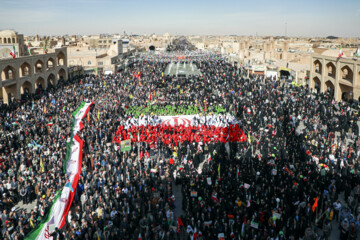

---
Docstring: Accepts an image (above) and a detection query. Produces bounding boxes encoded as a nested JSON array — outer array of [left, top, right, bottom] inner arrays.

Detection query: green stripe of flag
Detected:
[[25, 191, 61, 240]]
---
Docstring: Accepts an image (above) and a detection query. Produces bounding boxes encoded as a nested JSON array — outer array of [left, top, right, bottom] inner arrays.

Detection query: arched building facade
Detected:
[[310, 54, 360, 101], [0, 48, 68, 103]]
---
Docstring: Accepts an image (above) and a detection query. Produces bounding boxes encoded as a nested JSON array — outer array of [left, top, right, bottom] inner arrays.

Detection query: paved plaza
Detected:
[[165, 61, 202, 77]]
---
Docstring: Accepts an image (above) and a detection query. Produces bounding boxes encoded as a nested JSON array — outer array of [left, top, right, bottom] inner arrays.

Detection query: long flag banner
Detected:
[[25, 101, 93, 240], [113, 114, 247, 146]]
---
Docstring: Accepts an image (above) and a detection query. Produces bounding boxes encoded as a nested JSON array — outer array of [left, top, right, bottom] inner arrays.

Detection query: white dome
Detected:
[[0, 29, 17, 37]]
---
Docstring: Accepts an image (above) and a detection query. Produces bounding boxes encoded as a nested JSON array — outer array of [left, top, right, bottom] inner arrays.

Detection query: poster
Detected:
[[120, 139, 131, 152]]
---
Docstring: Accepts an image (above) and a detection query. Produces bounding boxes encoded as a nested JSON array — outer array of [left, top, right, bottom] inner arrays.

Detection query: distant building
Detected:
[[0, 47, 68, 104], [0, 30, 25, 59], [67, 39, 123, 74], [310, 54, 360, 101]]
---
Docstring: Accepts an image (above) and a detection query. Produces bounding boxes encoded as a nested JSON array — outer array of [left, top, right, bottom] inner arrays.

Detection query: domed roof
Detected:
[[0, 29, 17, 37]]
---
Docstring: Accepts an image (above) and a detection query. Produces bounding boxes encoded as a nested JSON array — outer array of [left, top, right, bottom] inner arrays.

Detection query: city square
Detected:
[[0, 1, 360, 240]]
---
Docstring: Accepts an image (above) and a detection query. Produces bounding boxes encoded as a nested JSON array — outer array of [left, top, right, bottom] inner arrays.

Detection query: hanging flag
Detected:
[[27, 43, 31, 56], [43, 39, 48, 54], [338, 45, 343, 59], [138, 233, 142, 240], [312, 196, 319, 212], [10, 45, 16, 59], [355, 47, 360, 58]]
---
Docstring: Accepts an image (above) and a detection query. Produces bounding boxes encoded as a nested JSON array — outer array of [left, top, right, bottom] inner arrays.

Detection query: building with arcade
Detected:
[[310, 54, 360, 101], [0, 30, 68, 104]]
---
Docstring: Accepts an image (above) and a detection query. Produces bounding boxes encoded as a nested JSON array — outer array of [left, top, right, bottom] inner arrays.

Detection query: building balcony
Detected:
[[339, 78, 353, 87], [1, 78, 17, 87]]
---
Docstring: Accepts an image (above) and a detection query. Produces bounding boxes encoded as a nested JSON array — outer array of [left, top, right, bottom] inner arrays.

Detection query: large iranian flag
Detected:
[[25, 101, 93, 240], [113, 114, 247, 145]]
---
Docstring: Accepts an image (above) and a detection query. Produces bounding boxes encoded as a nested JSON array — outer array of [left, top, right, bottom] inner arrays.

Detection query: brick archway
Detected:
[[57, 51, 65, 66], [340, 65, 353, 82], [312, 76, 321, 93], [313, 60, 322, 74], [34, 60, 44, 74], [47, 57, 55, 70], [325, 80, 335, 97], [19, 62, 31, 77], [325, 62, 336, 77], [1, 65, 16, 81], [47, 73, 56, 88], [58, 68, 66, 81], [20, 81, 34, 95]]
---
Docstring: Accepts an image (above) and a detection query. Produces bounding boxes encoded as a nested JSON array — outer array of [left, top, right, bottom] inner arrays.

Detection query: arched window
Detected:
[[88, 61, 91, 65]]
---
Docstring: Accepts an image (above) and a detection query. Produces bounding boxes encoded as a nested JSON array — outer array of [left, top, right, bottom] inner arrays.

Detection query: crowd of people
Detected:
[[0, 51, 359, 240]]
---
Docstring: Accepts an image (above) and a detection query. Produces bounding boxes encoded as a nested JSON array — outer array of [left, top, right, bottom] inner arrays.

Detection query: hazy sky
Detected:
[[0, 0, 359, 37]]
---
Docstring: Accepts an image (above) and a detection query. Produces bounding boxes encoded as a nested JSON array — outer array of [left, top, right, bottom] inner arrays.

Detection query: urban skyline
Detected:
[[0, 0, 359, 37]]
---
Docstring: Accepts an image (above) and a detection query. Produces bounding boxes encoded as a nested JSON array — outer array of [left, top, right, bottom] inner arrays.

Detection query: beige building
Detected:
[[0, 30, 25, 58], [85, 35, 116, 49], [310, 54, 360, 101], [0, 48, 68, 103], [67, 39, 123, 74], [130, 33, 173, 51]]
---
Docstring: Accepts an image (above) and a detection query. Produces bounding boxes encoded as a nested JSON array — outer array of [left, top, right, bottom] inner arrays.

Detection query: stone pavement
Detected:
[[12, 199, 37, 215]]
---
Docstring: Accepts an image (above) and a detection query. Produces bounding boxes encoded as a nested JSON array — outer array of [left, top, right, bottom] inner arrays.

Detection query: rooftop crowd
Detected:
[[0, 51, 359, 240]]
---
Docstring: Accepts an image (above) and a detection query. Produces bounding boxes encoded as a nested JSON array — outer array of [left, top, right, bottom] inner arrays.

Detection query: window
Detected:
[[4, 38, 6, 43], [98, 62, 103, 66], [88, 61, 91, 65], [108, 40, 112, 43], [98, 40, 102, 43], [12, 38, 15, 43]]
